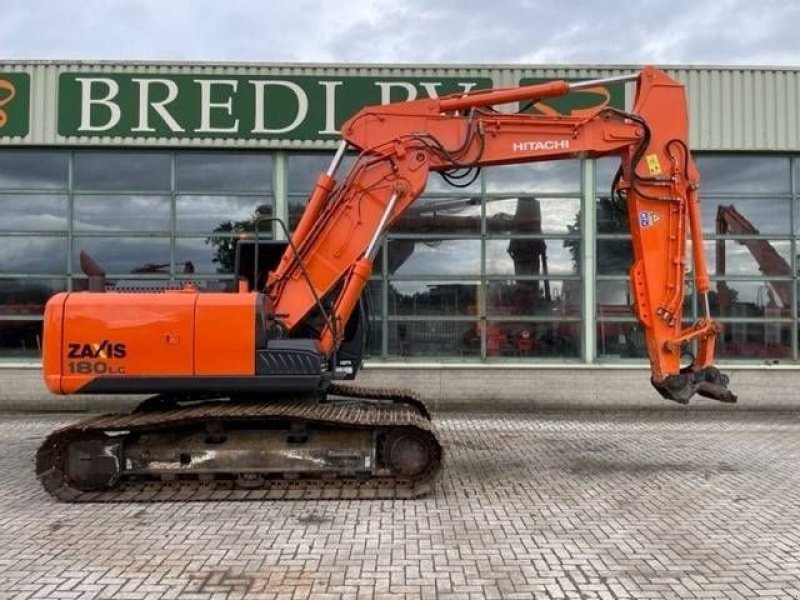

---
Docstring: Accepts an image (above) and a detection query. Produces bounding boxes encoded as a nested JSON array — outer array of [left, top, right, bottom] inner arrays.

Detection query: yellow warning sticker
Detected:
[[645, 153, 662, 175]]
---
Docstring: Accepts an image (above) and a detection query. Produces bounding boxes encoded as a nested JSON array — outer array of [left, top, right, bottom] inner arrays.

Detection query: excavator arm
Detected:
[[267, 66, 735, 404]]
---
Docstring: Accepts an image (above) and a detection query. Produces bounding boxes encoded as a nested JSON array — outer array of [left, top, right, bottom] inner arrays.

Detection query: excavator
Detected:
[[36, 66, 736, 502]]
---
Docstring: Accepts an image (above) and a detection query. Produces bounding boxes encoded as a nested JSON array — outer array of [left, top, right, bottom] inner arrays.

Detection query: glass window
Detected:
[[0, 150, 68, 190], [595, 239, 634, 275], [388, 281, 479, 317], [0, 237, 67, 274], [711, 280, 792, 318], [0, 279, 66, 316], [595, 157, 621, 193], [595, 195, 629, 235], [485, 160, 580, 193], [74, 151, 171, 191], [287, 153, 358, 230], [426, 169, 481, 194], [176, 152, 272, 192], [485, 320, 580, 358], [486, 196, 580, 235], [486, 239, 579, 276], [288, 152, 356, 192], [702, 198, 791, 236], [73, 237, 170, 276], [704, 239, 791, 276], [387, 319, 480, 358], [73, 195, 170, 232], [486, 279, 581, 317], [387, 239, 481, 277], [596, 320, 647, 359], [716, 322, 791, 360], [0, 320, 43, 358], [695, 155, 790, 195], [390, 195, 481, 235], [597, 279, 694, 318], [0, 195, 68, 231], [175, 237, 236, 276], [176, 196, 272, 233]]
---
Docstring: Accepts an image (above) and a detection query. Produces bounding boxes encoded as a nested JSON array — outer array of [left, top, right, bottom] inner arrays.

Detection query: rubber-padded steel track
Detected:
[[35, 390, 441, 502]]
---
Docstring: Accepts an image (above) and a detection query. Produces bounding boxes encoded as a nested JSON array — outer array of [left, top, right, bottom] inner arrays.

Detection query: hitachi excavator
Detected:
[[36, 66, 736, 502]]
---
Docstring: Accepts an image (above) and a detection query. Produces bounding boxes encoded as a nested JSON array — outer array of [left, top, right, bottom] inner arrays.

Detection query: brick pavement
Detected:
[[0, 411, 798, 599]]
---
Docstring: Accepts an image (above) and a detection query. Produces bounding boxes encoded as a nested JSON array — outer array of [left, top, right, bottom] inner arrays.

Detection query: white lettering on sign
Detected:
[[512, 140, 571, 152], [318, 80, 343, 135], [77, 78, 121, 132], [251, 80, 310, 134], [71, 76, 489, 137], [131, 78, 183, 133], [195, 79, 239, 133], [375, 81, 419, 104]]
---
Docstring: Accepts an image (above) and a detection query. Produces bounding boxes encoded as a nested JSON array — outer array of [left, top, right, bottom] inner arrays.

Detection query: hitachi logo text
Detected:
[[512, 140, 570, 152]]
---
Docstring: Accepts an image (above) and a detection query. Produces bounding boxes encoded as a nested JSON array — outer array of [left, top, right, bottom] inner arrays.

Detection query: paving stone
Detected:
[[0, 411, 798, 598]]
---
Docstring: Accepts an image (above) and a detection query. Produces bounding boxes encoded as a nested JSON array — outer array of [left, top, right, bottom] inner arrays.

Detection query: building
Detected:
[[1, 60, 798, 409]]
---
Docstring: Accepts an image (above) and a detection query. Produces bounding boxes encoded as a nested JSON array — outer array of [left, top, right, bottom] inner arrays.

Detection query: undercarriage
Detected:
[[36, 385, 442, 502]]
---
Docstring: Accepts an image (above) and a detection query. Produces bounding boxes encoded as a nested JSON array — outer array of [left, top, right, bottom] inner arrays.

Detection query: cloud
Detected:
[[1, 0, 797, 65]]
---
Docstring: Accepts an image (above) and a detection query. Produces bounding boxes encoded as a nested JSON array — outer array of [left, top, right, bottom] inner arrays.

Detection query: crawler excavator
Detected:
[[36, 66, 736, 502]]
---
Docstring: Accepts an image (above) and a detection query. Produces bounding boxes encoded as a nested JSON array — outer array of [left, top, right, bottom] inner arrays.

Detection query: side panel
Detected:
[[42, 292, 68, 394], [195, 293, 257, 376], [59, 292, 197, 394]]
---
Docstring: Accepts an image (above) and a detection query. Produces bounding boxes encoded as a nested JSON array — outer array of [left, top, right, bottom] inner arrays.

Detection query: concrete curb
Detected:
[[1, 367, 797, 413]]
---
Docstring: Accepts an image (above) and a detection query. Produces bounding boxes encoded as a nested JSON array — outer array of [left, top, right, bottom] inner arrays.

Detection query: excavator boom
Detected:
[[268, 67, 735, 404]]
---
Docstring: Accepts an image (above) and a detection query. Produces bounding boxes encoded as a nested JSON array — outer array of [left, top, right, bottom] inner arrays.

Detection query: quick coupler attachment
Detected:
[[651, 366, 737, 405]]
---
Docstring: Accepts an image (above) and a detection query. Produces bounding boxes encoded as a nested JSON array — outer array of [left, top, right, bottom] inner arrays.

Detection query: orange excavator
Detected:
[[36, 66, 735, 502]]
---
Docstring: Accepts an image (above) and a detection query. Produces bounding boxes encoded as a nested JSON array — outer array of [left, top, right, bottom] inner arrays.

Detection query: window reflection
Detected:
[[595, 239, 634, 275], [597, 279, 694, 318], [0, 320, 42, 358], [485, 321, 580, 358], [0, 195, 68, 231], [0, 151, 68, 190], [486, 239, 579, 276], [177, 196, 272, 233], [716, 322, 791, 359], [597, 320, 647, 359], [595, 157, 620, 193], [176, 237, 236, 275], [486, 279, 580, 317], [696, 155, 790, 195], [712, 279, 792, 318], [595, 195, 629, 235], [388, 281, 479, 317], [702, 199, 791, 236], [704, 239, 791, 276], [74, 151, 171, 191], [387, 239, 481, 277], [0, 279, 65, 315], [73, 238, 170, 276], [486, 196, 580, 234], [74, 195, 170, 232], [390, 195, 481, 235], [387, 320, 480, 358], [484, 160, 580, 193], [0, 237, 67, 274], [176, 152, 272, 192], [288, 152, 356, 193]]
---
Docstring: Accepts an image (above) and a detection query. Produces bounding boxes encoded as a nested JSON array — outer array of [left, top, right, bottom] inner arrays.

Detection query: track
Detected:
[[35, 386, 442, 502]]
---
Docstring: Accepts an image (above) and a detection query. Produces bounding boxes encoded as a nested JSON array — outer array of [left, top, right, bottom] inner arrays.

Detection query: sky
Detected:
[[2, 0, 799, 66]]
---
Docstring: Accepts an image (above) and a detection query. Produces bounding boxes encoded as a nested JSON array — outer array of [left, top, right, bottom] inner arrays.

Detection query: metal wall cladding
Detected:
[[1, 61, 799, 151]]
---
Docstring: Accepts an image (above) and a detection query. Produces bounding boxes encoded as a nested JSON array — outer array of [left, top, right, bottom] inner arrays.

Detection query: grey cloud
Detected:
[[1, 0, 797, 65]]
